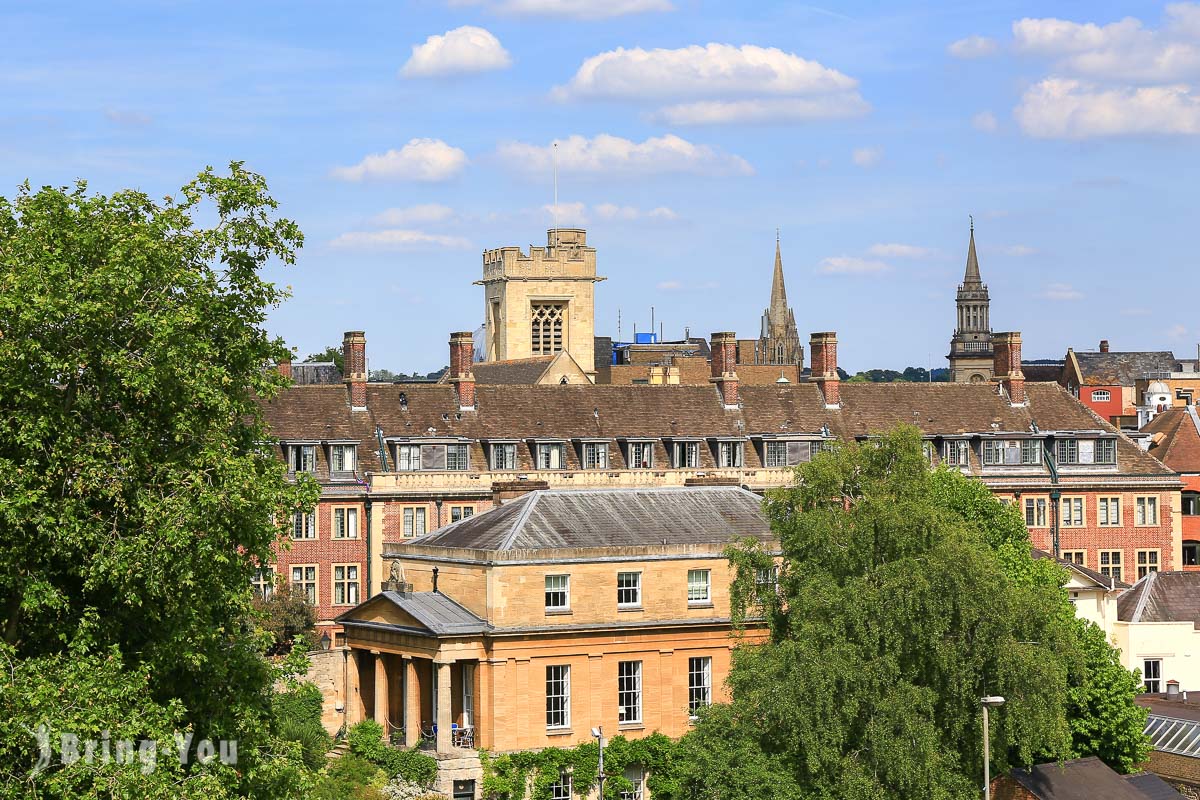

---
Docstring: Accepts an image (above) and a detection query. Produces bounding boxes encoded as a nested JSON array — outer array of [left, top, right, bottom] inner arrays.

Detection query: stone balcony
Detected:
[[368, 466, 795, 497]]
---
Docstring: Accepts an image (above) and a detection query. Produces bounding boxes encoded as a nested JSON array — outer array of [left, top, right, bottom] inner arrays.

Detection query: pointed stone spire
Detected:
[[770, 230, 788, 312], [963, 215, 982, 286]]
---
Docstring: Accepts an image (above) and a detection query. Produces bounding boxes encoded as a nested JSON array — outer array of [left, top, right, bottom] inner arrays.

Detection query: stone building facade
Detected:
[[948, 222, 995, 383]]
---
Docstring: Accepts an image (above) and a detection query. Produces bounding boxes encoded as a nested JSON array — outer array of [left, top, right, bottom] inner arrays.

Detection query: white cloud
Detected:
[[330, 230, 472, 250], [491, 0, 673, 19], [867, 243, 931, 258], [852, 146, 884, 167], [1041, 282, 1083, 300], [948, 35, 999, 58], [496, 134, 754, 176], [369, 204, 455, 226], [594, 203, 679, 221], [401, 26, 512, 78], [657, 280, 683, 290], [1012, 12, 1200, 81], [1167, 323, 1191, 339], [818, 256, 891, 275], [554, 43, 868, 124], [332, 139, 468, 181], [543, 201, 589, 226], [972, 110, 999, 132], [1015, 78, 1200, 138]]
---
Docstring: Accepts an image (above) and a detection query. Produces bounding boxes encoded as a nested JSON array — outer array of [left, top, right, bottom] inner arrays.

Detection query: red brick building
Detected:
[[1144, 407, 1200, 569]]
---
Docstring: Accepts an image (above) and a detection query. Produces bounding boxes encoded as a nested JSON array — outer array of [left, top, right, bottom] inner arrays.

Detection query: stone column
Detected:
[[374, 652, 390, 736], [346, 649, 362, 725], [436, 660, 453, 753], [404, 657, 420, 748]]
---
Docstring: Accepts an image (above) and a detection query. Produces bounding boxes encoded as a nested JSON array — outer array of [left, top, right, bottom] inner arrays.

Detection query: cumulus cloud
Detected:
[[972, 110, 999, 132], [1011, 14, 1200, 80], [401, 26, 512, 78], [490, 0, 673, 19], [332, 139, 468, 181], [1016, 78, 1200, 138], [543, 201, 589, 226], [867, 243, 931, 258], [496, 134, 753, 177], [948, 35, 999, 58], [818, 256, 891, 275], [554, 43, 868, 124], [369, 204, 456, 226], [330, 230, 472, 250], [1041, 282, 1083, 300], [852, 146, 884, 167], [594, 203, 679, 220]]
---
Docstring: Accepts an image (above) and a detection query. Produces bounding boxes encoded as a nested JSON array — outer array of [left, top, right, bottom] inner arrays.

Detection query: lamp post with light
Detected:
[[591, 726, 606, 798], [981, 696, 1005, 800]]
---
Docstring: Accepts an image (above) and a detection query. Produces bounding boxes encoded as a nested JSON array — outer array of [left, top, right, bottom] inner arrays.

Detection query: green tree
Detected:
[[304, 345, 344, 372], [699, 427, 1101, 800], [254, 582, 318, 656], [0, 165, 319, 797], [1066, 620, 1150, 773]]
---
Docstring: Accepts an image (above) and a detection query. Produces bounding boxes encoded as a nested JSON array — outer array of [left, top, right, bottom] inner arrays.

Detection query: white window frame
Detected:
[[333, 506, 358, 539], [545, 574, 570, 612], [252, 566, 274, 600], [1144, 658, 1162, 693], [627, 441, 654, 469], [1056, 439, 1079, 465], [490, 442, 517, 471], [1060, 497, 1084, 527], [717, 441, 743, 468], [674, 441, 700, 468], [943, 440, 971, 467], [445, 444, 470, 471], [546, 665, 571, 730], [617, 661, 642, 725], [330, 444, 356, 473], [292, 510, 316, 540], [1098, 497, 1121, 527], [332, 563, 359, 606], [537, 443, 566, 470], [688, 656, 713, 717], [619, 765, 645, 800], [1136, 496, 1159, 526], [755, 566, 779, 597], [687, 569, 711, 605], [617, 571, 642, 609], [1024, 497, 1047, 528], [1137, 549, 1160, 580], [289, 444, 316, 473], [582, 442, 608, 470], [402, 506, 427, 538], [1091, 390, 1111, 403], [395, 443, 421, 472], [549, 774, 572, 800], [291, 564, 317, 605], [449, 505, 475, 523]]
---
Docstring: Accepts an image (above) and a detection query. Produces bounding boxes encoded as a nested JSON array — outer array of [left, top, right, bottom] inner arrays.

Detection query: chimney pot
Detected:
[[1100, 339, 1110, 353], [343, 331, 367, 409], [809, 332, 841, 408], [277, 357, 292, 380], [709, 332, 739, 407], [992, 332, 1026, 405], [449, 331, 476, 409]]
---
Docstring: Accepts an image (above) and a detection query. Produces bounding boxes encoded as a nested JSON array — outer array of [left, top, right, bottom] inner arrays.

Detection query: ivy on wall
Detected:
[[480, 733, 681, 800]]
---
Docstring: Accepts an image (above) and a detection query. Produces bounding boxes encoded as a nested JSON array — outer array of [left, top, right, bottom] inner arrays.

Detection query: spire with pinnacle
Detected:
[[963, 214, 982, 286], [770, 230, 788, 313], [758, 231, 803, 366]]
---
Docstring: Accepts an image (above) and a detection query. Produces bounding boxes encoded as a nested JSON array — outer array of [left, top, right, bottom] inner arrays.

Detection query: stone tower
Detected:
[[478, 228, 605, 381], [947, 221, 994, 383], [755, 236, 803, 366]]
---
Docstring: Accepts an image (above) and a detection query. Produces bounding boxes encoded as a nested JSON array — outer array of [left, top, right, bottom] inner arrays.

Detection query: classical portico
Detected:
[[337, 588, 488, 756]]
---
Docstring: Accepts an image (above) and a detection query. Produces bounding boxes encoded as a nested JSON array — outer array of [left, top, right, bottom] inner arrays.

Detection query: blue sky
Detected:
[[2, 1, 1198, 373]]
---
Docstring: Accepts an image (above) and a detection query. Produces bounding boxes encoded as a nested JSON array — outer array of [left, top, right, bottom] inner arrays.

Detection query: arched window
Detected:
[[1091, 390, 1111, 403]]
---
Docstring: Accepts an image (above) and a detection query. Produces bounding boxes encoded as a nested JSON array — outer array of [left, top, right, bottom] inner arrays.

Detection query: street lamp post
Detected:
[[980, 696, 1005, 800], [591, 726, 606, 798]]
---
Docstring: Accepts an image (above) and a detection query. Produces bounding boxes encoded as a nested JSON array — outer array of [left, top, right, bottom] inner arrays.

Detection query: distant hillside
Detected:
[[845, 367, 950, 383]]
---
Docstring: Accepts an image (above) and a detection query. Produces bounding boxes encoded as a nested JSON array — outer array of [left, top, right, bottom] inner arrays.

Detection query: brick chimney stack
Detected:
[[449, 331, 476, 410], [1100, 339, 1110, 353], [993, 331, 1026, 406], [709, 331, 739, 407], [277, 357, 292, 380], [809, 332, 841, 408], [343, 331, 367, 409]]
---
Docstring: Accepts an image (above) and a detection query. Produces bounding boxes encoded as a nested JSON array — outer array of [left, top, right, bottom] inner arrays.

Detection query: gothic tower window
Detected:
[[531, 303, 565, 355]]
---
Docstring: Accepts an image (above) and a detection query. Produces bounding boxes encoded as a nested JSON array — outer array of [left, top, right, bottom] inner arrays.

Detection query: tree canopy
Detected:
[[678, 426, 1147, 800], [0, 166, 319, 797]]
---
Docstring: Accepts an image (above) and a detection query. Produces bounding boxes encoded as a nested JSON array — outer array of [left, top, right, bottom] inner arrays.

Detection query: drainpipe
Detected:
[[365, 497, 373, 599]]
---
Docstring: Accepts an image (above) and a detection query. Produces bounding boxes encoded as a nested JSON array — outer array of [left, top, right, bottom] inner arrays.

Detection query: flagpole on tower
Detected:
[[552, 141, 559, 247]]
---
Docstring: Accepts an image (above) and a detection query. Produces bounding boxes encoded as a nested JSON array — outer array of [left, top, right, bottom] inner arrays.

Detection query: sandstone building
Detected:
[[947, 221, 995, 383]]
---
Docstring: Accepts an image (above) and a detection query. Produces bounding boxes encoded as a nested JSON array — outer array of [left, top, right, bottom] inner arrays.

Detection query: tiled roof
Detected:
[[410, 486, 773, 551], [259, 381, 1174, 478], [1022, 362, 1064, 382], [1118, 571, 1200, 626], [335, 590, 487, 635], [1006, 756, 1171, 800], [464, 357, 555, 385], [1144, 407, 1200, 474], [1073, 351, 1178, 386]]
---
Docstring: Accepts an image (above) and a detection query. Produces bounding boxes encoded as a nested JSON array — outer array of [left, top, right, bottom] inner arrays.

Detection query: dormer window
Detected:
[[391, 442, 470, 471], [491, 442, 517, 471], [537, 442, 566, 470], [673, 442, 700, 468], [982, 440, 1041, 466], [763, 440, 820, 468], [330, 444, 356, 473], [943, 440, 970, 466], [582, 442, 608, 470], [288, 444, 315, 473], [1055, 438, 1116, 465], [716, 441, 743, 468], [1091, 390, 1111, 403], [627, 441, 654, 469]]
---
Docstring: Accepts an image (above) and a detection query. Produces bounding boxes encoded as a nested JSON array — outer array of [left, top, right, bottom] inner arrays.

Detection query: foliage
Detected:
[[254, 582, 318, 655], [845, 366, 948, 383], [480, 733, 679, 800], [1066, 620, 1150, 773], [0, 165, 319, 797], [314, 754, 385, 800], [305, 345, 345, 372], [674, 705, 803, 799], [717, 426, 1106, 799], [346, 721, 437, 787], [369, 368, 447, 383], [273, 683, 330, 771]]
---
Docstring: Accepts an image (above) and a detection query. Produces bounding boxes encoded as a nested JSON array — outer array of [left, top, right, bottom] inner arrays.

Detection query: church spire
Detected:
[[770, 231, 788, 311], [963, 215, 982, 285]]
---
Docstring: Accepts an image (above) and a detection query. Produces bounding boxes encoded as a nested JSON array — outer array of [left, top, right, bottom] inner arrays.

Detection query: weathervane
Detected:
[[969, 214, 974, 232]]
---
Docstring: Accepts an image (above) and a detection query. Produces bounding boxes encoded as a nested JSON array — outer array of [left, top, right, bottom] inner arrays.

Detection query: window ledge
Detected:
[[618, 723, 645, 731], [545, 609, 573, 616], [617, 606, 644, 613], [546, 728, 573, 736], [688, 602, 715, 609]]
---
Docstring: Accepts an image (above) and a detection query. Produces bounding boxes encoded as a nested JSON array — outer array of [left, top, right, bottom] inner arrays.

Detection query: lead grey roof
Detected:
[[410, 486, 773, 551], [1074, 351, 1178, 386], [1008, 757, 1167, 800], [335, 590, 488, 635], [292, 362, 343, 385], [1126, 771, 1187, 800], [1118, 572, 1200, 626]]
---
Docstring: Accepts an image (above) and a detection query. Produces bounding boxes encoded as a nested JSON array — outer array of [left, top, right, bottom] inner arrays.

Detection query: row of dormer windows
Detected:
[[932, 437, 1117, 469]]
